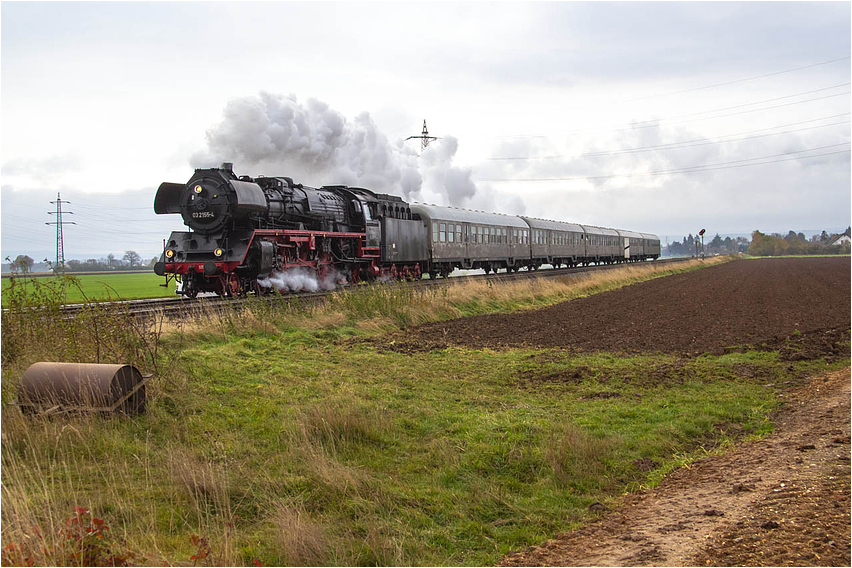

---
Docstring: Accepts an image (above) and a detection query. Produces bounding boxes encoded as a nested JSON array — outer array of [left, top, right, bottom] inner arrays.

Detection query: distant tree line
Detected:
[[665, 234, 749, 257], [748, 228, 851, 257], [5, 251, 159, 273], [665, 227, 850, 258]]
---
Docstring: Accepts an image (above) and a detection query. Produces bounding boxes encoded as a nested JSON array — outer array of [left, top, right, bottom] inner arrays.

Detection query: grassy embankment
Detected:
[[0, 271, 175, 304], [2, 256, 846, 566]]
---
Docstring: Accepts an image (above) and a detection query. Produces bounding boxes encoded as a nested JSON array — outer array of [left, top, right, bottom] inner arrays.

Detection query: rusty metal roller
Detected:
[[18, 362, 151, 416]]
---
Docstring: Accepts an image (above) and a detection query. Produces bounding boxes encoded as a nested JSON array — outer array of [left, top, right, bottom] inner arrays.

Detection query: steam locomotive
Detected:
[[153, 163, 660, 297]]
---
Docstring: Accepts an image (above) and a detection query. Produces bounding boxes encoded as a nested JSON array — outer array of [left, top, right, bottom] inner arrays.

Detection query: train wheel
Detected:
[[226, 273, 241, 296]]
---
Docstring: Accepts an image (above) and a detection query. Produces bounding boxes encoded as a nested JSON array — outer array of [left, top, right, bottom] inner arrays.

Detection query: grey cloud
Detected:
[[1, 154, 82, 178]]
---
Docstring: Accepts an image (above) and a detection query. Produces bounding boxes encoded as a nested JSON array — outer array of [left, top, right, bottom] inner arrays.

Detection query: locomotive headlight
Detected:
[[165, 249, 175, 259], [214, 248, 223, 257], [194, 185, 203, 194]]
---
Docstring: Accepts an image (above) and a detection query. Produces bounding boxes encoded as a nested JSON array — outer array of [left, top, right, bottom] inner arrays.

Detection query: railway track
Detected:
[[59, 257, 694, 319]]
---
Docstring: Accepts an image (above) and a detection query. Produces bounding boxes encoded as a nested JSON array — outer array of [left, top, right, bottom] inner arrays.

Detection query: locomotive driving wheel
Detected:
[[219, 273, 240, 297], [181, 277, 198, 299]]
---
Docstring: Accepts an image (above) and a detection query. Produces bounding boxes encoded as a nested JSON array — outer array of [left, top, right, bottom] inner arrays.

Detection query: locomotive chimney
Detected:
[[220, 162, 234, 173]]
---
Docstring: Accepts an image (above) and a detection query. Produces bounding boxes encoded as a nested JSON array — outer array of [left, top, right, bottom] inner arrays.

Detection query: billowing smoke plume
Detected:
[[192, 91, 510, 210], [257, 267, 346, 293]]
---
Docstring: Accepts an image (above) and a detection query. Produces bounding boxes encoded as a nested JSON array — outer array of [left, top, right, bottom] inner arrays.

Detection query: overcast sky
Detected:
[[2, 1, 850, 262]]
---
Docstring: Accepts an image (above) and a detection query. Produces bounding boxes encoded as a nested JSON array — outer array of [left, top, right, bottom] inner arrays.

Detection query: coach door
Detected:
[[624, 237, 630, 259]]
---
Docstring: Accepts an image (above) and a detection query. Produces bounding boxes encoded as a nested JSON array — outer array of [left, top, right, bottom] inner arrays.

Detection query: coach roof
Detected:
[[410, 203, 528, 228], [520, 216, 585, 233], [582, 225, 620, 237]]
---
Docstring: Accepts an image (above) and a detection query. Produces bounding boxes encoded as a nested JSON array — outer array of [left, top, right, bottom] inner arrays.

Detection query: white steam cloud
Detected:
[[191, 91, 517, 211], [256, 267, 347, 293]]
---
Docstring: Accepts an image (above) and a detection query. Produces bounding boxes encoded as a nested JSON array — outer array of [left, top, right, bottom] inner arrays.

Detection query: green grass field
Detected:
[[1, 271, 176, 304], [2, 257, 845, 566]]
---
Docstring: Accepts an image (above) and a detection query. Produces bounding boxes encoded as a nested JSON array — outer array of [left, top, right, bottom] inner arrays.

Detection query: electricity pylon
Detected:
[[46, 193, 75, 271]]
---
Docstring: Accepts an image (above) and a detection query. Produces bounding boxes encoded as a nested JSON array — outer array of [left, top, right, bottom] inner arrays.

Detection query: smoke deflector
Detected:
[[154, 182, 185, 214]]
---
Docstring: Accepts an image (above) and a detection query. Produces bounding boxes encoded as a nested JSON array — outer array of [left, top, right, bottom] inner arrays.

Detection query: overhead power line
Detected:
[[489, 114, 851, 160], [494, 55, 852, 136], [620, 90, 850, 131], [618, 56, 852, 103], [478, 142, 851, 183], [624, 82, 851, 128], [495, 86, 851, 141]]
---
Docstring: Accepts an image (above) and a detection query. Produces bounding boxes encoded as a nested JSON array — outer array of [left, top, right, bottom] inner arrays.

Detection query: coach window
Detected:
[[432, 222, 438, 242], [456, 225, 462, 243], [439, 223, 446, 242], [448, 224, 454, 243]]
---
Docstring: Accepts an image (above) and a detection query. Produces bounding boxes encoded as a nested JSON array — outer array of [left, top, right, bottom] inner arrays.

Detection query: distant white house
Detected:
[[830, 233, 851, 247]]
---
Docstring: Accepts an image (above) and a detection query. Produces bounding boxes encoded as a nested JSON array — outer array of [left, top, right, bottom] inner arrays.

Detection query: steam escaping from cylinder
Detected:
[[257, 267, 347, 293], [191, 91, 520, 212]]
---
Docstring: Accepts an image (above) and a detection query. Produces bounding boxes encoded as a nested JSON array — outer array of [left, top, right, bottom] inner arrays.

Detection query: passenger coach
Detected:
[[520, 217, 586, 269], [410, 204, 529, 277]]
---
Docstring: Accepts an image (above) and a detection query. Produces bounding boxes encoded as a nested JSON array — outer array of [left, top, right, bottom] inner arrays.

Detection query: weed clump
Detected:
[[546, 424, 615, 490]]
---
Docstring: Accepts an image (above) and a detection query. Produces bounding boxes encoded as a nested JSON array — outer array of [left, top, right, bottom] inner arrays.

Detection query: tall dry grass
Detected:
[[546, 423, 616, 488], [268, 504, 329, 566], [0, 411, 244, 565]]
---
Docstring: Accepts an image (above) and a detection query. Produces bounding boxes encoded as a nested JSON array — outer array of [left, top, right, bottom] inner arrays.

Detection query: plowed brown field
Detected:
[[391, 257, 850, 360]]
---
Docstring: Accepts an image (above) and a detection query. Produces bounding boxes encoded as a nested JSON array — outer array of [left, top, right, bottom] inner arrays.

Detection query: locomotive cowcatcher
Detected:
[[153, 163, 428, 297]]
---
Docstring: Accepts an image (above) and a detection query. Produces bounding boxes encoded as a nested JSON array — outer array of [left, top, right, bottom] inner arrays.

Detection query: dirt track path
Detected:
[[499, 367, 851, 567]]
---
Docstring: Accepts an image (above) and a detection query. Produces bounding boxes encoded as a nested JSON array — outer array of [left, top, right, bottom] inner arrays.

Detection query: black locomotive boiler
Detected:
[[153, 163, 660, 297]]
